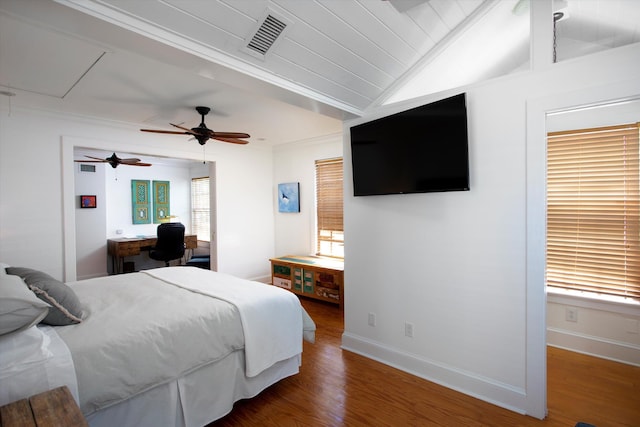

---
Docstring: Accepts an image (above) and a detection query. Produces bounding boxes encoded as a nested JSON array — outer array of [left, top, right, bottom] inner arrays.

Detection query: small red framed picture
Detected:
[[80, 195, 97, 208]]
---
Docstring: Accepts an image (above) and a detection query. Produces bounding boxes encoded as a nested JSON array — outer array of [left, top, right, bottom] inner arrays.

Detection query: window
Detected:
[[546, 123, 640, 300], [191, 177, 210, 242], [315, 158, 343, 258]]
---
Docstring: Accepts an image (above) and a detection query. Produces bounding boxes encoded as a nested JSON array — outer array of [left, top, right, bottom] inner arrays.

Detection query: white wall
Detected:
[[341, 42, 640, 418], [74, 162, 106, 280], [272, 134, 343, 258], [103, 162, 191, 239], [0, 110, 274, 282]]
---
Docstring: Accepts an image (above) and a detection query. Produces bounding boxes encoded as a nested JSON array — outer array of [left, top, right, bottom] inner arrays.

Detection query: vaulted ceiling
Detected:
[[1, 0, 638, 146]]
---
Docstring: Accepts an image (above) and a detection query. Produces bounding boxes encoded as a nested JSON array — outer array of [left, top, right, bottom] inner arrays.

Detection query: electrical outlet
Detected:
[[404, 322, 414, 338], [368, 312, 376, 327], [565, 307, 578, 322], [625, 318, 639, 334]]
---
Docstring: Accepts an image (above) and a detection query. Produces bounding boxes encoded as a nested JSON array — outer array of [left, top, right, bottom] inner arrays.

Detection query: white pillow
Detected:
[[0, 325, 52, 367], [0, 273, 50, 336], [0, 326, 57, 407]]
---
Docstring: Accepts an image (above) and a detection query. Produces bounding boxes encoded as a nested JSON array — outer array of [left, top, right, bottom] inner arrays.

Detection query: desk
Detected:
[[108, 234, 197, 273], [269, 255, 344, 308]]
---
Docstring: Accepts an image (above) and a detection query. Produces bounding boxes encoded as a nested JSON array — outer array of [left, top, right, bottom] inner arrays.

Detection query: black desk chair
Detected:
[[149, 222, 185, 266]]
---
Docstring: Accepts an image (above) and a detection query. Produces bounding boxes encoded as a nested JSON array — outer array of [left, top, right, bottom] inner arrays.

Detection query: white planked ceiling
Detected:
[[52, 0, 487, 114], [1, 0, 639, 147]]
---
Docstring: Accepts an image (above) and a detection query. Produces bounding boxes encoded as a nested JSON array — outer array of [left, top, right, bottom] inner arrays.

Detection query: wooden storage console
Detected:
[[269, 255, 344, 307]]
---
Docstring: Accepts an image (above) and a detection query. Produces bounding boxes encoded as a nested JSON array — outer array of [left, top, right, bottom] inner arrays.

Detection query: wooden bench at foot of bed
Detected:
[[0, 386, 87, 427]]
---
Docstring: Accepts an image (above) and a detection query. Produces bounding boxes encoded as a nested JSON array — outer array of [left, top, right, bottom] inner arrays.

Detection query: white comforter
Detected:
[[143, 267, 307, 377], [57, 267, 314, 415]]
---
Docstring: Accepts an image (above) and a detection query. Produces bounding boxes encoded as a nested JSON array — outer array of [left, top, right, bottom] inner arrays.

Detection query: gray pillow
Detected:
[[0, 273, 50, 335], [6, 267, 83, 326]]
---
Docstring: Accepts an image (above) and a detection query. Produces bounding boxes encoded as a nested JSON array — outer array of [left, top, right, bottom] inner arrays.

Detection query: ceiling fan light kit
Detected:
[[140, 106, 250, 146]]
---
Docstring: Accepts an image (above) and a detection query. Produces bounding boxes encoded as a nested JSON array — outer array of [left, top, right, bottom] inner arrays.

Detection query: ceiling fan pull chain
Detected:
[[552, 12, 563, 63]]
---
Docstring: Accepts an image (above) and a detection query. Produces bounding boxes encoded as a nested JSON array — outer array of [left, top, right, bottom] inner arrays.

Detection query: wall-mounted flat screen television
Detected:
[[350, 93, 469, 196]]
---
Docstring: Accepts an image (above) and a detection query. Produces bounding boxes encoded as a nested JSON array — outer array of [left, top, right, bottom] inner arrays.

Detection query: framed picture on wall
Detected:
[[80, 195, 97, 208], [153, 180, 170, 223], [131, 180, 151, 224], [278, 182, 300, 213]]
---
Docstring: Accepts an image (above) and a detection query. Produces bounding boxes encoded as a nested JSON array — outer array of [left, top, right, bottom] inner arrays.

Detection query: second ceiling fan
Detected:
[[140, 106, 250, 145], [75, 152, 151, 168]]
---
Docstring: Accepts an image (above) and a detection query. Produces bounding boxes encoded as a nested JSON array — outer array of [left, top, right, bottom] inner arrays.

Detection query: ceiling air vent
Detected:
[[80, 164, 96, 172], [244, 13, 288, 58]]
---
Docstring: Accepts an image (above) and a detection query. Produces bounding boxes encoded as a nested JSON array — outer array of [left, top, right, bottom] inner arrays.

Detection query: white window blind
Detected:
[[547, 123, 640, 300], [315, 158, 344, 258], [191, 177, 210, 242]]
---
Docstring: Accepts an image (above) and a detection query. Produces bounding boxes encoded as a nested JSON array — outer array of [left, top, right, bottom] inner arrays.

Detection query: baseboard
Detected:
[[76, 272, 108, 281], [250, 274, 271, 284], [341, 332, 528, 416], [547, 327, 640, 367]]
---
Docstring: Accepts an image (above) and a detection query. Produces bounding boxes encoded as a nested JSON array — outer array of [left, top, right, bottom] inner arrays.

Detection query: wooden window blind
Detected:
[[546, 123, 640, 300], [315, 158, 344, 258], [191, 177, 210, 242]]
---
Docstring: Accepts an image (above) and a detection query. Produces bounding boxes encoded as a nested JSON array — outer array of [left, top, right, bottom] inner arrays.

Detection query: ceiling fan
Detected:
[[140, 106, 250, 145], [75, 152, 152, 168]]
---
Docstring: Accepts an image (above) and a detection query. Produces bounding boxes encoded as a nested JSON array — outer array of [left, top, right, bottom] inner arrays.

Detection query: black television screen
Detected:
[[349, 93, 469, 196]]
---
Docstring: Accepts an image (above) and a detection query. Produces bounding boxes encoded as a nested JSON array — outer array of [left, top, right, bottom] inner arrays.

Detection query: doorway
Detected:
[[525, 87, 640, 418], [66, 143, 218, 280]]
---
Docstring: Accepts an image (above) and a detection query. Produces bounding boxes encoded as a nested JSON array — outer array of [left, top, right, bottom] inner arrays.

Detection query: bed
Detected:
[[0, 263, 315, 427]]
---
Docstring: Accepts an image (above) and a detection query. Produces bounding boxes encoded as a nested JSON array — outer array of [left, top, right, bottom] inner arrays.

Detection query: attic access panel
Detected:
[[0, 14, 106, 98]]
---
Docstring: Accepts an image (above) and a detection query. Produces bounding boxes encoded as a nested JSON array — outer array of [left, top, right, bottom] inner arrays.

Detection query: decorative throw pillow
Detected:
[[1, 262, 11, 280], [6, 267, 83, 326], [0, 273, 50, 335]]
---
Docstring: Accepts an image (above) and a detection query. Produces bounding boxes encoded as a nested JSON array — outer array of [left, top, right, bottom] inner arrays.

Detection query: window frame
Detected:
[[191, 176, 210, 242]]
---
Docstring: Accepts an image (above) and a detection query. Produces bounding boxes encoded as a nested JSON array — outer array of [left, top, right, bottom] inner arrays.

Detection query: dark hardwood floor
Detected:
[[211, 298, 640, 426]]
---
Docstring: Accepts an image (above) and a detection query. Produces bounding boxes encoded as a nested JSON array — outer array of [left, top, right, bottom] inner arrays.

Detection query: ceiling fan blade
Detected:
[[212, 136, 250, 145], [171, 123, 208, 137], [128, 162, 152, 167], [169, 123, 195, 132], [210, 131, 250, 139], [74, 160, 107, 163], [119, 158, 142, 164], [140, 128, 189, 135], [85, 155, 108, 161]]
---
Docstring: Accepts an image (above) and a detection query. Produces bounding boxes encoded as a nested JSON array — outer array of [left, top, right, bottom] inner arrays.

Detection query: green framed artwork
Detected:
[[153, 180, 170, 223], [131, 180, 151, 224]]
